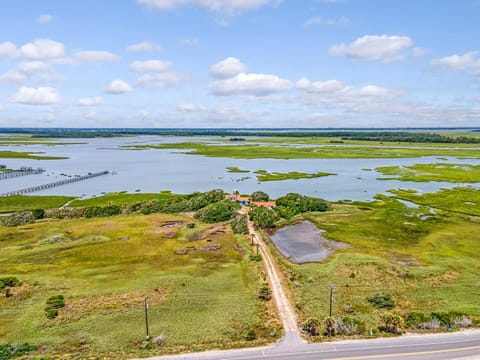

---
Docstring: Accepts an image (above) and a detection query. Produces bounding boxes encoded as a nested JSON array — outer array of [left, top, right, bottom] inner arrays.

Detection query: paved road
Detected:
[[141, 330, 480, 360]]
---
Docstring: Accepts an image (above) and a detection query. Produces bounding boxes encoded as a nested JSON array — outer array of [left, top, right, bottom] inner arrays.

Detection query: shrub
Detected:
[[1, 211, 35, 227], [44, 295, 65, 319], [380, 313, 405, 335], [405, 312, 430, 328], [336, 317, 364, 335], [0, 277, 21, 290], [452, 316, 473, 328], [249, 206, 279, 228], [231, 214, 248, 234], [251, 191, 270, 202], [431, 311, 465, 325], [258, 284, 272, 301], [418, 318, 441, 330], [303, 318, 321, 336], [367, 293, 395, 309], [32, 209, 45, 219], [0, 343, 36, 360], [325, 316, 337, 336], [245, 329, 257, 341], [195, 201, 240, 223], [153, 334, 166, 346]]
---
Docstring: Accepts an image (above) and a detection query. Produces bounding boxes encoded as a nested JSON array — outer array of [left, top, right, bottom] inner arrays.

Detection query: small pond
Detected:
[[269, 221, 347, 264]]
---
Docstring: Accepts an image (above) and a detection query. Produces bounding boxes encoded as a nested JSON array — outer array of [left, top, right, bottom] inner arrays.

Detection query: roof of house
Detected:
[[251, 201, 276, 208]]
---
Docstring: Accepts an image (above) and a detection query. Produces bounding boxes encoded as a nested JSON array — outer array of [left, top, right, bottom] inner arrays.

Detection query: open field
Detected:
[[0, 151, 67, 160], [0, 213, 280, 358], [376, 163, 480, 183], [124, 142, 480, 159], [265, 190, 480, 338], [0, 195, 74, 213], [68, 191, 177, 208]]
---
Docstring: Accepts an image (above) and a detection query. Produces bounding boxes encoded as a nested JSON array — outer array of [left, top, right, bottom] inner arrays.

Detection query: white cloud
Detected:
[[210, 72, 293, 96], [0, 41, 18, 59], [11, 86, 60, 105], [104, 80, 133, 94], [37, 14, 53, 24], [304, 15, 349, 27], [0, 61, 53, 84], [209, 57, 247, 78], [129, 60, 172, 72], [20, 39, 65, 60], [431, 52, 480, 73], [73, 50, 121, 63], [329, 35, 413, 63], [176, 103, 198, 112], [78, 96, 103, 106], [136, 72, 189, 88], [83, 110, 96, 119], [127, 41, 161, 52], [137, 0, 280, 17]]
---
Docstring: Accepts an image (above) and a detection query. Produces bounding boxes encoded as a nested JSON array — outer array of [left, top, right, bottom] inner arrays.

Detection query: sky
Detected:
[[0, 0, 479, 128]]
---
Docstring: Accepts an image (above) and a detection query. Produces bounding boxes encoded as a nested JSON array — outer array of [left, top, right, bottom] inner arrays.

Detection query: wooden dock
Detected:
[[0, 167, 45, 181], [0, 170, 109, 197]]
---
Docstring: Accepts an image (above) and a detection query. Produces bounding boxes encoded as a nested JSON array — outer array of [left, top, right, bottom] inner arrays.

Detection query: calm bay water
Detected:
[[1, 136, 479, 201]]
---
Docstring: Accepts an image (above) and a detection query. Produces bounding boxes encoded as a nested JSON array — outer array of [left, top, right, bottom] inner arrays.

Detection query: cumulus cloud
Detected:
[[72, 50, 121, 63], [209, 57, 247, 78], [129, 60, 172, 72], [129, 60, 189, 88], [0, 41, 18, 59], [0, 61, 53, 84], [78, 96, 103, 106], [136, 72, 189, 88], [127, 41, 161, 52], [37, 14, 53, 24], [20, 39, 65, 60], [210, 72, 293, 96], [11, 86, 60, 105], [104, 80, 133, 94], [329, 35, 413, 63], [431, 52, 480, 74]]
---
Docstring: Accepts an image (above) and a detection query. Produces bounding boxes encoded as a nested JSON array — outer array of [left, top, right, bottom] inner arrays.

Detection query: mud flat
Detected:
[[269, 221, 347, 263]]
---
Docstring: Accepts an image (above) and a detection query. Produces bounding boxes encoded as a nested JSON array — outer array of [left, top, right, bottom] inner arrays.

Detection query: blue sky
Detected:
[[0, 0, 479, 128]]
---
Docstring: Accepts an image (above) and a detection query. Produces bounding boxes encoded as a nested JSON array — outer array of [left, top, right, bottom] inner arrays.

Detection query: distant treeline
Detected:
[[1, 128, 480, 143]]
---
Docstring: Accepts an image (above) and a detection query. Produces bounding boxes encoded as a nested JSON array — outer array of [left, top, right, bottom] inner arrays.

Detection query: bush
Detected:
[[231, 214, 248, 234], [1, 211, 35, 227], [0, 343, 36, 360], [325, 316, 337, 336], [251, 191, 270, 202], [0, 277, 21, 290], [249, 206, 279, 228], [367, 293, 395, 309], [44, 295, 65, 319], [32, 209, 45, 219], [405, 312, 430, 328], [258, 284, 272, 301], [452, 316, 473, 328], [431, 311, 465, 325], [380, 313, 405, 335], [245, 328, 257, 341], [275, 193, 328, 219], [303, 318, 321, 336], [195, 201, 240, 223], [418, 318, 441, 330], [336, 317, 364, 335]]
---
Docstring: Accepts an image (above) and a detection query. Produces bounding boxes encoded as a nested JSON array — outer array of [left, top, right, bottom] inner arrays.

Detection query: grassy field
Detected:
[[265, 190, 480, 338], [0, 195, 75, 213], [254, 170, 335, 182], [376, 163, 480, 183], [0, 151, 67, 160], [226, 167, 250, 173], [68, 191, 177, 208], [0, 213, 280, 358], [124, 142, 480, 159]]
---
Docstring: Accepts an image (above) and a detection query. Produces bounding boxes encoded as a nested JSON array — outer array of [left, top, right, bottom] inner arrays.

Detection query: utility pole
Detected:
[[251, 233, 255, 246], [144, 296, 150, 341], [329, 284, 334, 317], [256, 243, 260, 255]]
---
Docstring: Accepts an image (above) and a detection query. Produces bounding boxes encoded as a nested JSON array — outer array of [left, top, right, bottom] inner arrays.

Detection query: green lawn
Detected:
[[0, 213, 280, 358], [0, 195, 75, 213], [376, 163, 480, 183], [267, 191, 480, 338]]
